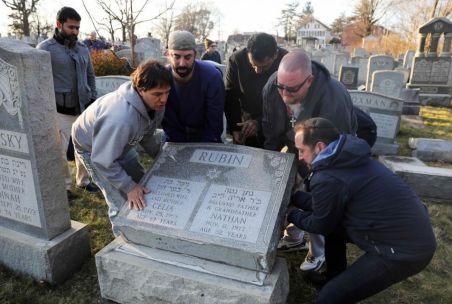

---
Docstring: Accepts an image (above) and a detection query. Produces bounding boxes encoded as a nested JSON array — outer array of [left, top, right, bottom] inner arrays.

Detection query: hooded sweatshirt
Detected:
[[72, 82, 163, 194], [288, 134, 437, 261]]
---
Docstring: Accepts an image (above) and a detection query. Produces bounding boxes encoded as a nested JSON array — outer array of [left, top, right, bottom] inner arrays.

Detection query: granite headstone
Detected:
[[366, 54, 394, 90], [0, 38, 90, 284], [349, 90, 403, 155]]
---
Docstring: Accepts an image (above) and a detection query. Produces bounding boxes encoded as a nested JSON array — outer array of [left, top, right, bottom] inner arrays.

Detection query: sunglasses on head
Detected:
[[275, 75, 311, 93]]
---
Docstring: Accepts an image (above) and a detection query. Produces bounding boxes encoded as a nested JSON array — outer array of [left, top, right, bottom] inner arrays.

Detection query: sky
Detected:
[[0, 0, 357, 41]]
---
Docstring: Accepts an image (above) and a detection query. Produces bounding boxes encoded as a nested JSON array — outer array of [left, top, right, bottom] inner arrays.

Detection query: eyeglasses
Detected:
[[276, 75, 311, 93]]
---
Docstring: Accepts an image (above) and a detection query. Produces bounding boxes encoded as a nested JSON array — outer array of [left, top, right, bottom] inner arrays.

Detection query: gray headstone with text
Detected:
[[0, 38, 90, 284], [349, 90, 404, 155], [371, 70, 405, 98], [96, 75, 130, 97], [113, 142, 296, 272], [366, 55, 394, 90], [339, 66, 359, 89]]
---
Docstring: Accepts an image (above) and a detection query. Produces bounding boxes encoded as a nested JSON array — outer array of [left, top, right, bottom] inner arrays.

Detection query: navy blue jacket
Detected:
[[288, 134, 437, 261], [162, 60, 225, 143]]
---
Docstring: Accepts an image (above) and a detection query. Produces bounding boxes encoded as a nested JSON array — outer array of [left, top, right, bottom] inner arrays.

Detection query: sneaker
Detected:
[[67, 190, 78, 201], [77, 182, 100, 193], [300, 254, 325, 272], [277, 236, 309, 252]]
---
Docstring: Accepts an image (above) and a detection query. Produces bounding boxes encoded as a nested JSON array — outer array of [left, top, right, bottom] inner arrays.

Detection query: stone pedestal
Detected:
[[0, 221, 91, 284], [96, 237, 289, 304]]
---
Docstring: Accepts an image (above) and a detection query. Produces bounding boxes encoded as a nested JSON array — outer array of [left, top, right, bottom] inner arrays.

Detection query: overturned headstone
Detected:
[[408, 138, 452, 163], [0, 38, 90, 284], [380, 155, 452, 202], [349, 90, 403, 155], [96, 143, 296, 304]]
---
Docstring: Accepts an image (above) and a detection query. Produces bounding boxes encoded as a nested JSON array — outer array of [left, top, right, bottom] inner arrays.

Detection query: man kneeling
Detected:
[[72, 60, 171, 235], [288, 117, 436, 303]]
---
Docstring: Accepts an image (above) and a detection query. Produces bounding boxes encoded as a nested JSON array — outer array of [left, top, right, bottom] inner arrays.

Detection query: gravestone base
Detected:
[[379, 156, 452, 202], [371, 142, 399, 155], [0, 220, 91, 284], [96, 237, 289, 304], [419, 94, 452, 107], [402, 102, 421, 115]]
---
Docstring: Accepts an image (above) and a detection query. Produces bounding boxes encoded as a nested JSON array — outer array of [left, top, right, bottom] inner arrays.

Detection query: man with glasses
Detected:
[[201, 38, 222, 64], [225, 33, 287, 147], [262, 51, 357, 273], [163, 31, 225, 143]]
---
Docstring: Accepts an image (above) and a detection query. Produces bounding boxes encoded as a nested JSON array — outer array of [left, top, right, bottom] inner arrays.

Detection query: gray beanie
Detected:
[[168, 31, 196, 50]]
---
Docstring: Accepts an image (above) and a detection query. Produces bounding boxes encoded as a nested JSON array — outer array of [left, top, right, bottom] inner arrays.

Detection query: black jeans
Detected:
[[318, 231, 433, 304]]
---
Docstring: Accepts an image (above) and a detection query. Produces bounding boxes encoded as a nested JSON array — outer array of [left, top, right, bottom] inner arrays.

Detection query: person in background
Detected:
[[83, 31, 110, 51], [225, 32, 287, 148], [37, 6, 99, 201], [289, 117, 436, 303], [72, 60, 171, 236], [262, 51, 357, 272], [201, 38, 222, 64], [162, 30, 224, 143]]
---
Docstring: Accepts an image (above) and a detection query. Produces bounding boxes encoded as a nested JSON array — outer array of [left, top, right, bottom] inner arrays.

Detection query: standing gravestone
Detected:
[[371, 70, 405, 98], [96, 76, 130, 97], [135, 37, 162, 62], [96, 143, 295, 304], [0, 38, 90, 284], [339, 66, 359, 89], [403, 50, 415, 69], [349, 90, 404, 155], [333, 53, 350, 77], [115, 49, 146, 66], [366, 54, 395, 90], [351, 56, 368, 86], [354, 47, 366, 57], [407, 18, 452, 106], [321, 52, 335, 74]]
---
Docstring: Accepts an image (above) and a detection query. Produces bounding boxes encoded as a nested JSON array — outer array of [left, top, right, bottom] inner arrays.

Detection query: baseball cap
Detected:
[[168, 31, 196, 51]]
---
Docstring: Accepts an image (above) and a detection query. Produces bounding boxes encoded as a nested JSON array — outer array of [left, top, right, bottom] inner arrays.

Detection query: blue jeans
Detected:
[[318, 232, 433, 303], [76, 148, 145, 236]]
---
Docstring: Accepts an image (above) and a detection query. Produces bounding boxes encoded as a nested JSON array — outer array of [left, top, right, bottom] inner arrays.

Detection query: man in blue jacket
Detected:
[[289, 117, 436, 303], [162, 31, 224, 143]]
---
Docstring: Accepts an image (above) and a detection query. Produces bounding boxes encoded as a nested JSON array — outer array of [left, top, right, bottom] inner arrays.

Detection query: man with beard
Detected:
[[261, 51, 357, 272], [37, 7, 98, 200], [162, 31, 224, 143], [289, 118, 436, 303]]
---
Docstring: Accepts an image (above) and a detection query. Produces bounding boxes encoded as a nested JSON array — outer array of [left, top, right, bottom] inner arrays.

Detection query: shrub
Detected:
[[90, 50, 132, 76]]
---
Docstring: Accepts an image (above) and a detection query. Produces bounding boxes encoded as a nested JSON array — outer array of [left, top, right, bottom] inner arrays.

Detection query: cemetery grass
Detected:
[[0, 106, 451, 304]]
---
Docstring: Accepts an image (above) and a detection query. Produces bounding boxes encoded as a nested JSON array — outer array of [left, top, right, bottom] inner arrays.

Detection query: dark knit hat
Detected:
[[168, 31, 196, 50]]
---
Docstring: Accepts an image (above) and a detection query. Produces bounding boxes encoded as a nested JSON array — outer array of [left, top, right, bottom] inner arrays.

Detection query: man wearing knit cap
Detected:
[[162, 30, 225, 142]]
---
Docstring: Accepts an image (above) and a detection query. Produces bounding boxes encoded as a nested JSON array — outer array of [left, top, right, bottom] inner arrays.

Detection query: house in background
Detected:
[[296, 16, 332, 48]]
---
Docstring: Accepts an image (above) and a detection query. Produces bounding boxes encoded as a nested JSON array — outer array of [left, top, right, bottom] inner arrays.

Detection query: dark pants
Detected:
[[318, 231, 433, 304]]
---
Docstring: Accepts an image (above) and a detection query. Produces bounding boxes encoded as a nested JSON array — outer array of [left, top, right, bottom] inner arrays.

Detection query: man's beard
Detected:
[[175, 64, 194, 78], [56, 29, 78, 48]]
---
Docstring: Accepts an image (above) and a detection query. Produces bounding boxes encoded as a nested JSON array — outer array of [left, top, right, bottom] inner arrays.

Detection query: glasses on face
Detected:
[[276, 75, 311, 93]]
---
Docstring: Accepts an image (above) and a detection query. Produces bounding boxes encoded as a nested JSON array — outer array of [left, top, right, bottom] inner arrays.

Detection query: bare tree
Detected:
[[174, 2, 216, 41], [351, 0, 389, 37], [30, 12, 52, 38], [1, 0, 40, 36], [153, 10, 175, 47]]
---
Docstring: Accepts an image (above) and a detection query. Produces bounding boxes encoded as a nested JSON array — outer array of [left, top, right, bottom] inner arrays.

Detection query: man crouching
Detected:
[[72, 60, 171, 235], [288, 117, 436, 303]]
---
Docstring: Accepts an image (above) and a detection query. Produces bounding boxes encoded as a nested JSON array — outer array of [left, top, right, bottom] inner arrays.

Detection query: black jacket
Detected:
[[262, 61, 357, 153], [288, 134, 437, 261], [225, 47, 288, 147]]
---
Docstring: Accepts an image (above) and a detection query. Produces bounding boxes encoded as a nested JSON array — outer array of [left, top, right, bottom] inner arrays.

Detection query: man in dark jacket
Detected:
[[289, 117, 436, 303], [262, 51, 357, 154], [225, 33, 287, 147], [262, 51, 357, 271]]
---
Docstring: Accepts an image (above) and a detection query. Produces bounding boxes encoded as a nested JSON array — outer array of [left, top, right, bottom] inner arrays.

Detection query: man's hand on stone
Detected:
[[127, 185, 149, 210], [237, 119, 258, 139], [232, 130, 245, 144]]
